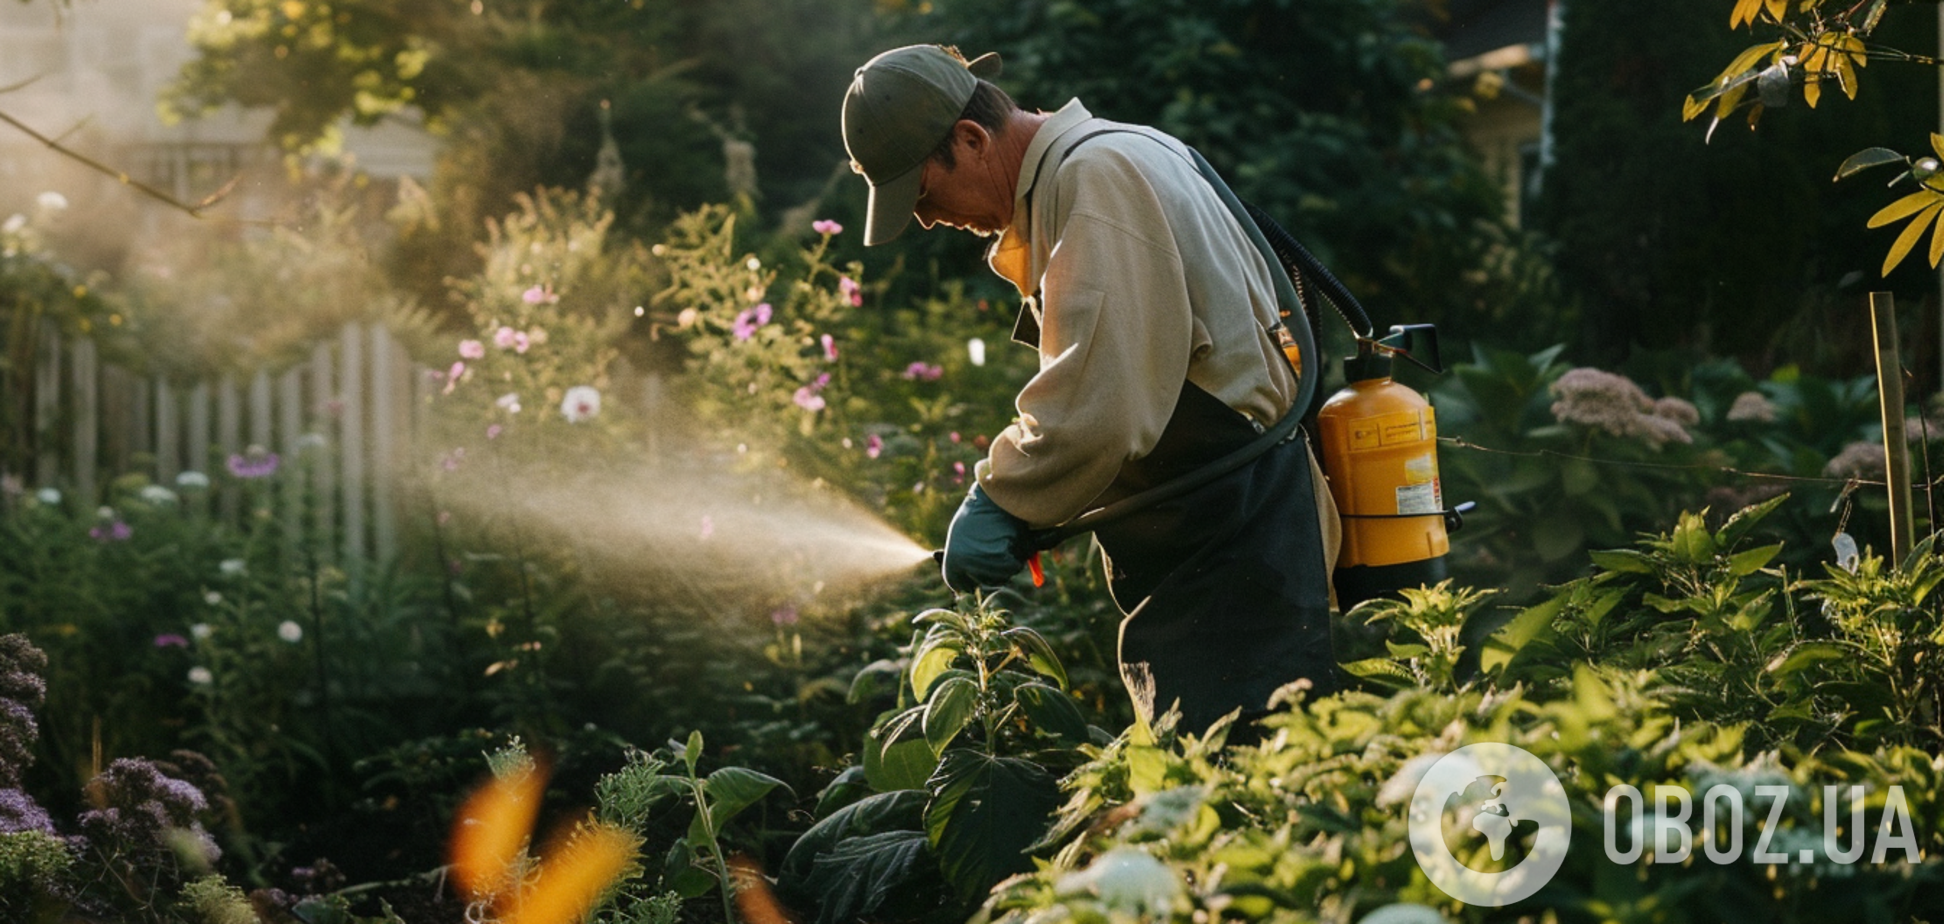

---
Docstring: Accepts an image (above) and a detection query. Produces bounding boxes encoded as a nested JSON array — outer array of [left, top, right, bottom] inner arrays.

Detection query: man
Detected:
[[841, 44, 1341, 737]]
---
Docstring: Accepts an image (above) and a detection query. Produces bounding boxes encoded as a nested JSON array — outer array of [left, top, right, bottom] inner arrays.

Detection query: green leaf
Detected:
[[1482, 594, 1565, 676], [799, 830, 932, 924], [910, 639, 962, 701], [1001, 627, 1069, 690], [924, 752, 1061, 900], [701, 766, 790, 829], [1385, 642, 1432, 659], [1670, 512, 1717, 563], [1589, 548, 1656, 574], [814, 766, 872, 818], [1342, 658, 1414, 688], [864, 738, 938, 793], [683, 729, 703, 773], [922, 677, 979, 755], [782, 789, 928, 884], [1127, 744, 1168, 796], [848, 659, 903, 705], [1766, 641, 1851, 678], [1014, 682, 1090, 741], [1716, 493, 1790, 548], [1836, 147, 1907, 181], [1727, 543, 1783, 576]]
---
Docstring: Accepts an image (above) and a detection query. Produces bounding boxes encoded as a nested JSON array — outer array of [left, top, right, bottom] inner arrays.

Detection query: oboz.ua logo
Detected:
[[1406, 744, 1572, 906]]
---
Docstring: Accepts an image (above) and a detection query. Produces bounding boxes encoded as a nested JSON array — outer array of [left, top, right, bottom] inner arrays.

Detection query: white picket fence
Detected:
[[22, 322, 432, 568]]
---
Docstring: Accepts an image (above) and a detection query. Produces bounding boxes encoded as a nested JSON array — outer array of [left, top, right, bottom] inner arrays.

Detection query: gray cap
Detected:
[[842, 45, 1002, 246]]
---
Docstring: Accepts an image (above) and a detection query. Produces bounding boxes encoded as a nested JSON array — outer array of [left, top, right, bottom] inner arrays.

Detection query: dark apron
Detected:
[[1016, 308, 1338, 737]]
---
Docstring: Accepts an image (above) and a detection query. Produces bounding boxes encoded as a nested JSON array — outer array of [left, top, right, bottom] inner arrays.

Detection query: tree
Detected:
[[1536, 0, 1934, 368], [901, 0, 1562, 351]]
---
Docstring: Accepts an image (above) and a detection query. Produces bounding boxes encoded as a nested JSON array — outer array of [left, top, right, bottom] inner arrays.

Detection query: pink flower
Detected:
[[793, 387, 826, 412], [458, 339, 485, 359], [154, 634, 189, 649], [953, 461, 966, 485], [521, 284, 557, 305], [865, 434, 883, 459], [441, 448, 466, 472], [812, 219, 843, 236], [733, 303, 773, 341], [838, 276, 863, 307], [771, 606, 800, 626], [949, 431, 961, 443], [89, 521, 132, 542], [902, 361, 942, 382], [700, 515, 715, 541], [443, 360, 466, 394], [821, 333, 839, 361], [560, 386, 602, 423], [493, 326, 523, 350], [486, 424, 503, 440]]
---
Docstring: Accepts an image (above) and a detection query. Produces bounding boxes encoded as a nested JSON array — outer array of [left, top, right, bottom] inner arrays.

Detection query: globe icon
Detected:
[[1406, 744, 1572, 906], [1438, 774, 1539, 872]]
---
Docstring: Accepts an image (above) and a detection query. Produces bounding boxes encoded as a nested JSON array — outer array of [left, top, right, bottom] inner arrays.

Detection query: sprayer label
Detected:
[[1348, 410, 1432, 451], [1397, 481, 1442, 516]]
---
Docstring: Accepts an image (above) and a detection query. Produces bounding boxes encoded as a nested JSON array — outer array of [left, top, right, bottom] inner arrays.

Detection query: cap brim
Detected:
[[863, 160, 925, 247]]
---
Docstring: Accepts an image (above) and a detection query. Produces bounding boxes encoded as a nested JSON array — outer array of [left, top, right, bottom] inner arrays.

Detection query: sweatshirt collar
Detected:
[[988, 99, 1092, 296]]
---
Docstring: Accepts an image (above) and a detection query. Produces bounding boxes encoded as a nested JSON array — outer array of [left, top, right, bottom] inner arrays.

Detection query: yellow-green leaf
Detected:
[[1882, 201, 1944, 276], [1866, 190, 1940, 229], [1928, 201, 1944, 267], [1732, 0, 1763, 27], [1683, 93, 1709, 122], [1804, 77, 1821, 109], [1931, 132, 1944, 161]]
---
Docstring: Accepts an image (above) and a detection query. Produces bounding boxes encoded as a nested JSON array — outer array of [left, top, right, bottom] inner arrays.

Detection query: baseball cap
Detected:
[[842, 45, 1002, 246]]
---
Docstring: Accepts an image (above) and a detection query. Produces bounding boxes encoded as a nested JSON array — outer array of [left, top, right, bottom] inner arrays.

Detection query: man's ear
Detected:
[[954, 119, 993, 159]]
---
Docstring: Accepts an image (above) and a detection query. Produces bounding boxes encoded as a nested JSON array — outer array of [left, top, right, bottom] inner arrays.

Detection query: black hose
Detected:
[[1242, 201, 1374, 340]]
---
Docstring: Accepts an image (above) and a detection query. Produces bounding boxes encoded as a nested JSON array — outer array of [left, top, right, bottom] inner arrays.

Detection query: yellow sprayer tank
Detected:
[[1316, 348, 1450, 609]]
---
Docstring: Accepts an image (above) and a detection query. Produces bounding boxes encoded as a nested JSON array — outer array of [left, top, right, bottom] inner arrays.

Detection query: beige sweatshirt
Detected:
[[979, 100, 1299, 527]]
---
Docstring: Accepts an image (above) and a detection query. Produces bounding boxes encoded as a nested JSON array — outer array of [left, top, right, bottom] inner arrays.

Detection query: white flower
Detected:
[[187, 666, 213, 686], [35, 191, 67, 212], [1054, 847, 1181, 917], [96, 506, 116, 520], [204, 591, 223, 605], [296, 433, 329, 451], [190, 623, 212, 640], [139, 485, 178, 505], [277, 621, 303, 643], [560, 385, 601, 423], [34, 487, 60, 505], [176, 471, 210, 489], [968, 337, 986, 367], [496, 392, 523, 414], [219, 559, 246, 576], [2, 214, 25, 234], [745, 256, 761, 271]]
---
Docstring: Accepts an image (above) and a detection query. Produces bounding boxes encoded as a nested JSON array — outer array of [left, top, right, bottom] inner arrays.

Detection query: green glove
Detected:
[[941, 484, 1032, 594]]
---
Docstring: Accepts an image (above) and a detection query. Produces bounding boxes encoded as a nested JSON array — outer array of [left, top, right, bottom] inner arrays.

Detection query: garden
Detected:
[[7, 0, 1944, 922]]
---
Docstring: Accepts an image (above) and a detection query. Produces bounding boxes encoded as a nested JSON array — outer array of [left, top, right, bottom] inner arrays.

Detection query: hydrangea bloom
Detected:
[[561, 386, 601, 423], [1726, 391, 1776, 423], [1548, 368, 1694, 448]]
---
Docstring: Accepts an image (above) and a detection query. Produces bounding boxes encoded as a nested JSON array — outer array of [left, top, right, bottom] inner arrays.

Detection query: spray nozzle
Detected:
[[1346, 324, 1443, 381]]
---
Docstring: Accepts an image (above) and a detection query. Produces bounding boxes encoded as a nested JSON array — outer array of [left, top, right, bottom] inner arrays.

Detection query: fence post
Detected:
[[188, 382, 211, 517], [310, 342, 337, 566], [155, 378, 179, 487], [279, 367, 304, 564], [339, 323, 367, 575], [370, 326, 398, 564], [217, 374, 241, 523], [71, 338, 97, 510], [34, 329, 60, 491], [1873, 292, 1916, 564]]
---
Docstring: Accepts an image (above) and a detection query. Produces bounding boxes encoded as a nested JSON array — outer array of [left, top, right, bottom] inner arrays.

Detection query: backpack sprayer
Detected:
[[964, 140, 1471, 610]]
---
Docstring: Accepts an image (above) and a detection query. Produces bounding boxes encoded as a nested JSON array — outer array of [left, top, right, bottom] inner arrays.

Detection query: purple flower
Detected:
[[812, 219, 843, 236], [0, 787, 52, 834], [226, 450, 280, 479], [839, 276, 863, 307], [153, 634, 189, 649], [902, 362, 943, 382], [771, 606, 799, 627], [89, 521, 133, 542], [733, 303, 774, 341], [865, 434, 883, 459], [458, 339, 485, 359], [793, 387, 826, 412], [821, 333, 839, 361]]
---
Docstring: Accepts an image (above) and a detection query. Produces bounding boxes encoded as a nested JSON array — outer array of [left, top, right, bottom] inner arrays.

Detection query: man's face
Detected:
[[912, 124, 1012, 238]]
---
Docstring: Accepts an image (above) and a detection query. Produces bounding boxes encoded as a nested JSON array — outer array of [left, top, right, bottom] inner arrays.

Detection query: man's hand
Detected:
[[941, 484, 1033, 593]]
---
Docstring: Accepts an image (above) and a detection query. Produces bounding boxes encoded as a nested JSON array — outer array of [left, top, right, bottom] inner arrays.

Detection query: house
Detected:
[[1437, 0, 1555, 226]]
